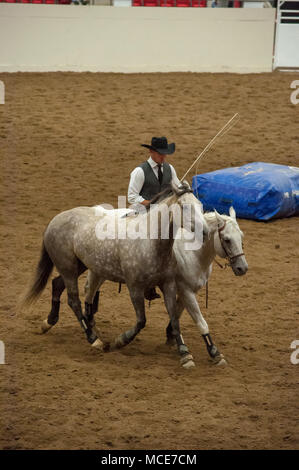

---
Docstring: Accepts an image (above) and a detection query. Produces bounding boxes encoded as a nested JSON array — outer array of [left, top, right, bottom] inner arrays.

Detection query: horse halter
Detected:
[[217, 220, 244, 265]]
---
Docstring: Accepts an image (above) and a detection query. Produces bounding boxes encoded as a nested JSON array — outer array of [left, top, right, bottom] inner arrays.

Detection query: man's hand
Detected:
[[141, 200, 150, 206]]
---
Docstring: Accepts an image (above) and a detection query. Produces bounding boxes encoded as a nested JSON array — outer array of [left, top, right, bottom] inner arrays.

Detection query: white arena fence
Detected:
[[274, 1, 299, 69], [2, 2, 299, 71], [0, 4, 276, 72]]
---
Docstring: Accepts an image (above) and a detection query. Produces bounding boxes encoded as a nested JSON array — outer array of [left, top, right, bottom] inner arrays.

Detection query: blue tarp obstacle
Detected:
[[192, 162, 299, 221]]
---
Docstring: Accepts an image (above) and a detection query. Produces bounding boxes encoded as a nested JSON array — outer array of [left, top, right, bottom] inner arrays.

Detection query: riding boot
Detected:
[[144, 287, 161, 301]]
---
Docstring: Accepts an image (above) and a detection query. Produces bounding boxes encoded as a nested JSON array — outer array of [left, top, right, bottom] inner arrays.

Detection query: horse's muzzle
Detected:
[[231, 258, 248, 276]]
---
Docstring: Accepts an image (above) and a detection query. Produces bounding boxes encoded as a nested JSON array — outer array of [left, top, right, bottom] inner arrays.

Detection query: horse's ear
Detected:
[[214, 209, 224, 227], [171, 181, 179, 193], [181, 180, 191, 190], [171, 180, 190, 195], [229, 206, 236, 220]]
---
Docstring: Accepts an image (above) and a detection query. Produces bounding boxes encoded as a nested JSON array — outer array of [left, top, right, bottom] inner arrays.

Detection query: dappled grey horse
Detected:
[[23, 183, 208, 368]]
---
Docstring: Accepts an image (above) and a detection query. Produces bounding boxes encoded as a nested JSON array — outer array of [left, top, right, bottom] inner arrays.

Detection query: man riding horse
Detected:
[[128, 136, 181, 301]]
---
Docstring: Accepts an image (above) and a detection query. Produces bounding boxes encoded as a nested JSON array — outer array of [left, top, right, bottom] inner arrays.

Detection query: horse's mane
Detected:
[[204, 211, 232, 222], [204, 211, 242, 233], [149, 185, 173, 206], [148, 182, 192, 208]]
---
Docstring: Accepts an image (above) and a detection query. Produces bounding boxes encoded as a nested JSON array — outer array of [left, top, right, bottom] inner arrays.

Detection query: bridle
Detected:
[[206, 218, 245, 308], [217, 219, 244, 267]]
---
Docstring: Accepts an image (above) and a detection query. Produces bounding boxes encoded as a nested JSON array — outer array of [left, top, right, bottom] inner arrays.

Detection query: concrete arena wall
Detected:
[[0, 5, 276, 73]]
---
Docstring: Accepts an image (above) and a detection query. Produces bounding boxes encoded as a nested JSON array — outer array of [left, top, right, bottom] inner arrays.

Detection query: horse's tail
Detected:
[[22, 242, 54, 306]]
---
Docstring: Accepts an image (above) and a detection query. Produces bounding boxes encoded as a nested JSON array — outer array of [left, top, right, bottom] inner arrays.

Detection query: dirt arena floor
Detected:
[[0, 72, 298, 450]]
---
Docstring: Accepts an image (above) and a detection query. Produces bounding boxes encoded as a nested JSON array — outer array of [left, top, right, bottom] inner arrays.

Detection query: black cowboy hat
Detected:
[[141, 136, 175, 155]]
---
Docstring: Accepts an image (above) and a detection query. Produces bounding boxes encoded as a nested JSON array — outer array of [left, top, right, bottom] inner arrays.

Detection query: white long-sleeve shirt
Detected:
[[128, 156, 181, 206]]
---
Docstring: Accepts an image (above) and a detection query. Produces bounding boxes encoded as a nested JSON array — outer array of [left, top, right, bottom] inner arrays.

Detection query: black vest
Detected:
[[139, 161, 172, 201]]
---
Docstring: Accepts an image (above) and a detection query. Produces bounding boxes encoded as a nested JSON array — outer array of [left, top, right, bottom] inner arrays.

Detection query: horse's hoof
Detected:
[[41, 320, 52, 334], [182, 360, 195, 369], [216, 357, 227, 366], [91, 338, 104, 351], [165, 338, 176, 347], [113, 334, 126, 350], [211, 353, 227, 366], [180, 354, 195, 369], [103, 342, 111, 353], [103, 339, 121, 353]]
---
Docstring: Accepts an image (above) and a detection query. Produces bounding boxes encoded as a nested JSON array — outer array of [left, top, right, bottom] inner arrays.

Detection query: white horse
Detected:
[[23, 183, 209, 369], [166, 206, 248, 366], [85, 205, 247, 368]]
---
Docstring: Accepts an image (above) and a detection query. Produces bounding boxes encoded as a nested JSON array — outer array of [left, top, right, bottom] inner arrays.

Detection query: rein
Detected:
[[214, 258, 229, 270]]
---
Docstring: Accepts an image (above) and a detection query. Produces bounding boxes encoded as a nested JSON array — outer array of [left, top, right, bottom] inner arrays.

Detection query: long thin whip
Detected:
[[180, 113, 240, 182]]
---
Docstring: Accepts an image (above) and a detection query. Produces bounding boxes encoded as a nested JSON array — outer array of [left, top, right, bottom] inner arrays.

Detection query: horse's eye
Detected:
[[224, 238, 230, 243]]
